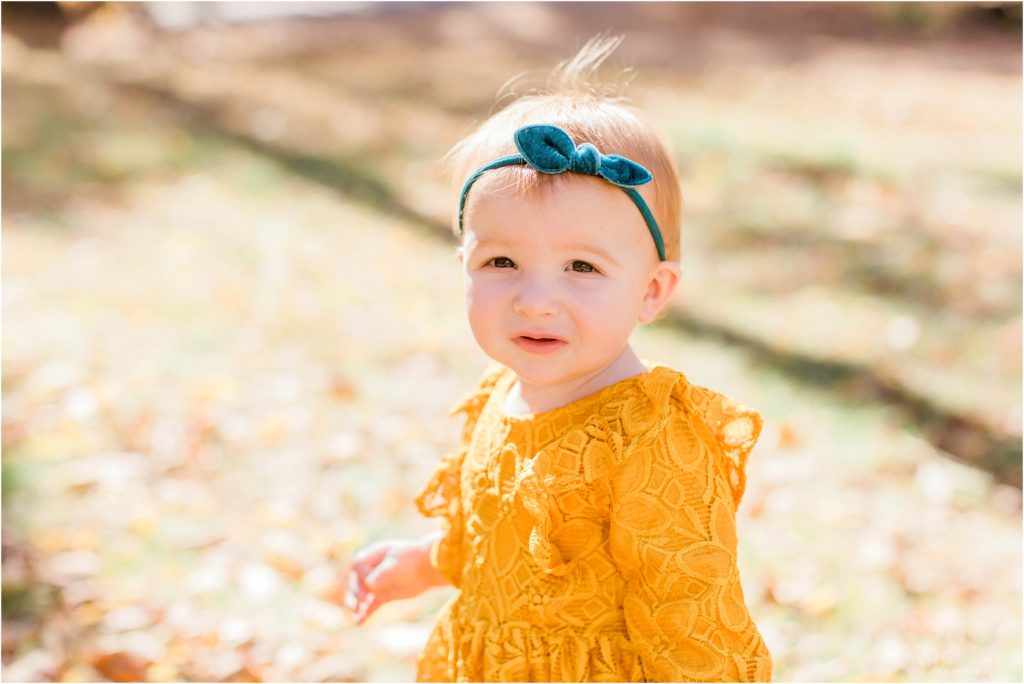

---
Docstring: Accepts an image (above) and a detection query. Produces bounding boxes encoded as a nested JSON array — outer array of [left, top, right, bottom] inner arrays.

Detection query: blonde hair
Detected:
[[440, 35, 683, 265]]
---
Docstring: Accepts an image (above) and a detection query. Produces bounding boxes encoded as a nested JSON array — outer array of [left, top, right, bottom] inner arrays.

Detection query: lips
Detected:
[[513, 334, 567, 355], [516, 333, 566, 342]]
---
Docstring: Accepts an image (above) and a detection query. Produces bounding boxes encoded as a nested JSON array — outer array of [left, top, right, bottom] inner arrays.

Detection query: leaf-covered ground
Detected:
[[2, 4, 1021, 682]]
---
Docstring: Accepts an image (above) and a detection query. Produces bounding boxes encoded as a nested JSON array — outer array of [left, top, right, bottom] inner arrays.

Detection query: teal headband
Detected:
[[457, 124, 667, 262]]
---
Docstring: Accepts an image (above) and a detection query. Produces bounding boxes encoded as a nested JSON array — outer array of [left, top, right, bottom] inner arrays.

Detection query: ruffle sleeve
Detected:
[[414, 362, 508, 588], [609, 369, 773, 682], [684, 383, 764, 511]]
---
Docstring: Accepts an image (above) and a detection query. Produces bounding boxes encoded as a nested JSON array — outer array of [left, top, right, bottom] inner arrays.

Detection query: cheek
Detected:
[[464, 277, 500, 323], [573, 283, 641, 334]]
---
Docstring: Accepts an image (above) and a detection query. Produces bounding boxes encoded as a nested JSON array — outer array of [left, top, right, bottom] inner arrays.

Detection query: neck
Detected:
[[505, 346, 648, 416]]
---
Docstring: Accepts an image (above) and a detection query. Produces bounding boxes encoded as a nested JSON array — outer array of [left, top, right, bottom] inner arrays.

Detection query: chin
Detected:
[[490, 354, 552, 382], [507, 366, 560, 386], [507, 358, 590, 388]]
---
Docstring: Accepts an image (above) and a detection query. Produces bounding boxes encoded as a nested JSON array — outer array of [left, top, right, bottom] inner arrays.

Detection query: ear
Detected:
[[637, 261, 680, 324]]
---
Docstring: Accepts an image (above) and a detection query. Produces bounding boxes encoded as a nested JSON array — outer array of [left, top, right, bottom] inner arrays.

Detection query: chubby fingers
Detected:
[[353, 590, 379, 625], [352, 569, 396, 625], [345, 564, 388, 623], [343, 545, 385, 606], [343, 567, 365, 612], [354, 579, 397, 625]]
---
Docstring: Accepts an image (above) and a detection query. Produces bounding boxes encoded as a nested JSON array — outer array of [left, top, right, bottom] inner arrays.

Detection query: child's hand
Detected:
[[343, 534, 445, 626]]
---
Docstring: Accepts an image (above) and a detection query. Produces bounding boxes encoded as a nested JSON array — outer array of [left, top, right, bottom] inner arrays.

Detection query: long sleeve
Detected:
[[415, 448, 467, 588], [609, 391, 772, 682], [414, 362, 509, 588]]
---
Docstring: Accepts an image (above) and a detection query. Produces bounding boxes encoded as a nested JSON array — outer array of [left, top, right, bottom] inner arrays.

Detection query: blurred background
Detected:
[[2, 1, 1021, 681]]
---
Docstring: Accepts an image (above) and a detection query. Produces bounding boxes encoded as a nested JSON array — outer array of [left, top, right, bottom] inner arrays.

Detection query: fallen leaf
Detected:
[[90, 651, 152, 683]]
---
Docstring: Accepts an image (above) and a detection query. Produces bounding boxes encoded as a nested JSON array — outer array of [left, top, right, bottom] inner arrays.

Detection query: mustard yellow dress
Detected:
[[414, 361, 772, 682]]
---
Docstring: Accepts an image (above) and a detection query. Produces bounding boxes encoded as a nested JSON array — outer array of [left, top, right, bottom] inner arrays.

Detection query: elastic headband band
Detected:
[[457, 124, 667, 262]]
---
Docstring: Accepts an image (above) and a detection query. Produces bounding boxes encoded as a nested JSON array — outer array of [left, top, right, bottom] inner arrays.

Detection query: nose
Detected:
[[512, 275, 557, 318]]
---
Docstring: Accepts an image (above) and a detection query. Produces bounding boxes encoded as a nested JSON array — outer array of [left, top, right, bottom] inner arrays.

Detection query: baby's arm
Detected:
[[344, 530, 450, 625]]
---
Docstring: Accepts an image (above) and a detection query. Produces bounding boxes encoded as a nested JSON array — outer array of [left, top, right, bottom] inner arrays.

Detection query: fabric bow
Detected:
[[456, 123, 668, 261], [513, 125, 653, 187]]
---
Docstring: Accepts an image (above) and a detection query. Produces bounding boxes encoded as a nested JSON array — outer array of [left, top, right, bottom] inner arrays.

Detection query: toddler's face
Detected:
[[458, 174, 678, 391]]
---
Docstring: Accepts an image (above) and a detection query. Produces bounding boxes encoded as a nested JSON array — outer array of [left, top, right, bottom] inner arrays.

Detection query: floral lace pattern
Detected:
[[415, 362, 772, 682]]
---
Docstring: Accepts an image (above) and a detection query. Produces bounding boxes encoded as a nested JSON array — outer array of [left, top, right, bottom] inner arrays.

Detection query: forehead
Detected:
[[463, 172, 649, 253]]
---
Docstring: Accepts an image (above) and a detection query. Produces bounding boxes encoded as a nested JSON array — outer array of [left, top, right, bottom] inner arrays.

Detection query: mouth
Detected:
[[513, 335, 567, 354]]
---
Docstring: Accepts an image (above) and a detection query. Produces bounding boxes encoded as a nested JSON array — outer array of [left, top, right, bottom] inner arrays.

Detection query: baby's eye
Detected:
[[488, 256, 516, 269], [570, 260, 597, 273]]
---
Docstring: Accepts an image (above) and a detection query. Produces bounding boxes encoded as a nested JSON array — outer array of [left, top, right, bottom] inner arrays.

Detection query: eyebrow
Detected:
[[473, 237, 620, 266]]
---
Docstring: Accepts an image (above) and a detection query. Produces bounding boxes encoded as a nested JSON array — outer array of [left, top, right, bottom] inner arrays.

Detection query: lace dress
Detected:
[[414, 361, 772, 682]]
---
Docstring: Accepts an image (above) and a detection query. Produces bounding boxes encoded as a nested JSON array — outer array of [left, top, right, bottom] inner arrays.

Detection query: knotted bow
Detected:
[[457, 124, 667, 261], [512, 125, 653, 187]]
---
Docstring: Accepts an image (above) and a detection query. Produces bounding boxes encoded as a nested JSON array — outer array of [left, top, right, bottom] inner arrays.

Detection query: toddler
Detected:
[[345, 37, 772, 682]]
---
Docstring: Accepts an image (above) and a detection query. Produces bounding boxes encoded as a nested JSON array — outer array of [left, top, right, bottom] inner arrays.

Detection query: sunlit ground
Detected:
[[2, 3, 1021, 681]]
